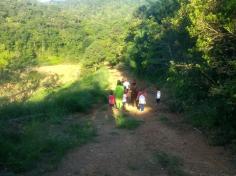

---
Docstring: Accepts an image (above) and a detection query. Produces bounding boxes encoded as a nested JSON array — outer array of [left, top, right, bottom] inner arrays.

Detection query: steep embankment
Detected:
[[45, 66, 236, 176]]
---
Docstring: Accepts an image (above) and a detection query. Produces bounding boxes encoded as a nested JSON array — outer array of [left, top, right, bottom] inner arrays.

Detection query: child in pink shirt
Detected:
[[108, 91, 115, 107]]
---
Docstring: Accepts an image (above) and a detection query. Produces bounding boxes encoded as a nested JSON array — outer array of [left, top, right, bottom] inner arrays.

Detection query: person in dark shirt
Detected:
[[130, 80, 138, 107]]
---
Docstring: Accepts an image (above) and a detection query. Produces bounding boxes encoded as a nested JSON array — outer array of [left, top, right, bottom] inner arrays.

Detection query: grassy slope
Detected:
[[0, 67, 109, 174]]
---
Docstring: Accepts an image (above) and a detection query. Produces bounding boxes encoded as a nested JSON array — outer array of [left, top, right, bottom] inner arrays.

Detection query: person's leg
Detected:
[[123, 102, 126, 111], [120, 101, 123, 110], [134, 97, 137, 107], [140, 104, 144, 112], [127, 91, 130, 106], [136, 100, 139, 109], [116, 100, 120, 109], [131, 95, 135, 107], [117, 99, 123, 110]]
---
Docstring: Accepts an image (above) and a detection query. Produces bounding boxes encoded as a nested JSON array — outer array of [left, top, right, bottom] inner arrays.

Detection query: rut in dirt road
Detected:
[[45, 66, 236, 176]]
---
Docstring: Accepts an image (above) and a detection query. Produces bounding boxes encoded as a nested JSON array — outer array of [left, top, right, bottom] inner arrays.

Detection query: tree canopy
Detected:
[[124, 0, 236, 145], [0, 0, 146, 82]]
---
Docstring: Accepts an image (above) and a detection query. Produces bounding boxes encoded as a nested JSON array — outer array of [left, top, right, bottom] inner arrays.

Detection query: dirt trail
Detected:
[[45, 66, 236, 176]]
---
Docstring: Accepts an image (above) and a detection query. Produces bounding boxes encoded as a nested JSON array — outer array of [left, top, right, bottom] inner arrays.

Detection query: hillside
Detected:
[[0, 0, 236, 175]]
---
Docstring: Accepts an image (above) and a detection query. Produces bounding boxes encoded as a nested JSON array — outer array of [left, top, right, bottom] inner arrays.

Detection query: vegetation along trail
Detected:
[[45, 66, 236, 176], [0, 0, 235, 175]]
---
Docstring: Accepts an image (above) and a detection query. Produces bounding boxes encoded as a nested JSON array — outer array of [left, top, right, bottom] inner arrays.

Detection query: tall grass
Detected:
[[0, 68, 109, 174]]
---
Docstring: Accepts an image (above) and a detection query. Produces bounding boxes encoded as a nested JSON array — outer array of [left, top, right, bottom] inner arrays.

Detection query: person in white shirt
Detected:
[[156, 87, 161, 104], [123, 79, 130, 90], [138, 93, 146, 112], [122, 90, 128, 110]]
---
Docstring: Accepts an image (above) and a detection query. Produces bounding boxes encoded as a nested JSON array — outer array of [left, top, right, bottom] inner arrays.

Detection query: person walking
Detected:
[[114, 80, 124, 110], [136, 88, 143, 109], [108, 90, 115, 107], [122, 89, 128, 111], [123, 79, 130, 91], [138, 92, 146, 112], [130, 80, 138, 107], [156, 87, 161, 104]]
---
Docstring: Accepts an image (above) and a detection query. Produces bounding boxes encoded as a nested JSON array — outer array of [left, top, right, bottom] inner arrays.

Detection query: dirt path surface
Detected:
[[45, 66, 236, 176]]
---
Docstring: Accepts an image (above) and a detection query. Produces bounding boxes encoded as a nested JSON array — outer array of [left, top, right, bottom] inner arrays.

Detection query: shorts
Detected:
[[156, 99, 160, 104]]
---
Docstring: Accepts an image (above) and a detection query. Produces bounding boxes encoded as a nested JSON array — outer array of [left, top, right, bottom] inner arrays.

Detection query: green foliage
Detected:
[[0, 0, 146, 172], [125, 0, 236, 145], [52, 68, 109, 113], [0, 0, 146, 81], [0, 118, 96, 173], [1, 0, 235, 174], [0, 68, 109, 118], [0, 68, 108, 174]]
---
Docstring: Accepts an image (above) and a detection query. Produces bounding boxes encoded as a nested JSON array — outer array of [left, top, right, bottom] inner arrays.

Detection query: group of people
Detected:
[[108, 79, 161, 112]]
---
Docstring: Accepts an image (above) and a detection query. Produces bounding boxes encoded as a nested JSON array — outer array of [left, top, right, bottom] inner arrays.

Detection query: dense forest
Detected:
[[0, 0, 147, 104], [125, 0, 236, 146], [0, 0, 145, 83], [0, 0, 235, 175]]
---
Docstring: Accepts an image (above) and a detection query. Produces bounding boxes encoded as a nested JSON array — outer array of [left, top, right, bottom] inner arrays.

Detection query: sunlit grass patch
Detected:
[[38, 54, 63, 65], [0, 67, 109, 119], [152, 151, 187, 176], [28, 88, 50, 102]]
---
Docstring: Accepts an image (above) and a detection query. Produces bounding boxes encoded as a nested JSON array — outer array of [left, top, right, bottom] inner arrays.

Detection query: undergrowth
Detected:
[[0, 68, 109, 174]]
